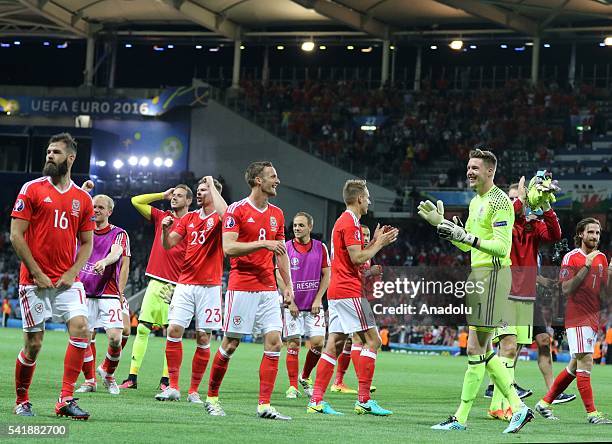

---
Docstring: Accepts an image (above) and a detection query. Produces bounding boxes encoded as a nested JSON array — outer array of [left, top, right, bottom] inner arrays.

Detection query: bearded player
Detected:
[[420, 149, 532, 433], [535, 218, 612, 424], [73, 194, 129, 395], [204, 161, 297, 420], [307, 179, 398, 416], [277, 211, 330, 399], [11, 133, 94, 419], [156, 176, 227, 403], [120, 185, 191, 390]]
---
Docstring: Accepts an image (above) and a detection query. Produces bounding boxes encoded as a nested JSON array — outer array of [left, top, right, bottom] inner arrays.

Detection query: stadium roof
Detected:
[[2, 0, 612, 42]]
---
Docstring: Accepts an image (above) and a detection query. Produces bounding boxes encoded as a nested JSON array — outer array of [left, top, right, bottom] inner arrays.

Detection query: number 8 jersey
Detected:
[[222, 198, 285, 291], [172, 208, 223, 285], [11, 177, 95, 286]]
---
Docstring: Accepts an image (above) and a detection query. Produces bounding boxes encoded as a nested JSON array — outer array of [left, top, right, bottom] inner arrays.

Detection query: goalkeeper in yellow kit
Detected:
[[419, 149, 533, 433]]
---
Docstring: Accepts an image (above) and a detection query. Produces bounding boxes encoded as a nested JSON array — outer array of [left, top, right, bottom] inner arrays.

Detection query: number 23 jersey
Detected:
[[222, 198, 285, 291], [11, 177, 95, 285]]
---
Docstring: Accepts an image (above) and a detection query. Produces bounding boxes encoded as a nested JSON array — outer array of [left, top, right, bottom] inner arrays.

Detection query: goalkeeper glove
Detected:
[[437, 219, 478, 247], [159, 283, 176, 304], [417, 200, 445, 227]]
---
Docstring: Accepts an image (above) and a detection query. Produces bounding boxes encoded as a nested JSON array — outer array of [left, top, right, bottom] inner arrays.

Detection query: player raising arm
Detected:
[[119, 185, 191, 390], [535, 218, 612, 424], [155, 176, 227, 404]]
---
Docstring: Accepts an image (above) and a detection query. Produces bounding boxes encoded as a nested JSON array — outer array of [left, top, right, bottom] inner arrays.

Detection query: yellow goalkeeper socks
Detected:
[[487, 354, 522, 412], [454, 354, 488, 425], [129, 323, 151, 375], [489, 356, 514, 411]]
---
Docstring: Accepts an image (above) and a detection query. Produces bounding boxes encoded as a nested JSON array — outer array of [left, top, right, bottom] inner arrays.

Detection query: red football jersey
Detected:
[[172, 209, 223, 286], [510, 200, 562, 301], [145, 207, 186, 284], [328, 210, 364, 299], [223, 198, 285, 291], [560, 248, 608, 332], [11, 177, 95, 285]]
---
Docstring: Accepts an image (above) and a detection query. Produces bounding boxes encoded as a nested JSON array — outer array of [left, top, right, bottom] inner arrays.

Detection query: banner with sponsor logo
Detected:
[[0, 85, 209, 118]]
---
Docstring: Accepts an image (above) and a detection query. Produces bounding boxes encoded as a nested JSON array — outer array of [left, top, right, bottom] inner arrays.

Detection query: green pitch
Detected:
[[1, 329, 610, 443]]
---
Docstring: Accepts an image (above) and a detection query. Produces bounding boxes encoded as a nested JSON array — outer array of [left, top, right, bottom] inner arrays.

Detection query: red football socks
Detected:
[[350, 344, 362, 378], [543, 367, 576, 404], [334, 350, 351, 385], [259, 351, 280, 404], [301, 347, 321, 380], [576, 369, 596, 413], [165, 337, 183, 390], [286, 347, 300, 389], [208, 348, 230, 397], [189, 344, 211, 394], [82, 341, 96, 381], [15, 350, 36, 404], [310, 353, 336, 404], [102, 345, 122, 376], [61, 337, 88, 401], [358, 348, 377, 403]]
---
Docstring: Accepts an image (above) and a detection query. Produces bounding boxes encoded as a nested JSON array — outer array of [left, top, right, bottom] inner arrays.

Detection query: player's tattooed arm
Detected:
[[10, 218, 53, 289], [161, 215, 183, 249], [131, 188, 172, 221], [57, 230, 93, 291], [93, 244, 123, 275]]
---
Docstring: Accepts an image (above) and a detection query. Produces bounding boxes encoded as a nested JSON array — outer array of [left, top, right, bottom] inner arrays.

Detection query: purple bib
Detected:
[[287, 239, 323, 311], [79, 225, 124, 297]]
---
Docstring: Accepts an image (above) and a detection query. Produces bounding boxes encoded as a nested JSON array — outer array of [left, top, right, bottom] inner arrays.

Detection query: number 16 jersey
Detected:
[[11, 177, 95, 286], [222, 198, 285, 292]]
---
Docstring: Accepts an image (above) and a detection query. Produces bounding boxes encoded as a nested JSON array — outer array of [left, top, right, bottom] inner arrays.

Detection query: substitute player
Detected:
[[11, 133, 94, 419], [156, 176, 226, 403], [73, 194, 129, 395], [420, 149, 532, 433], [332, 224, 381, 394], [487, 177, 566, 420], [120, 185, 191, 390], [535, 218, 612, 424], [204, 161, 297, 420], [76, 181, 132, 394], [307, 179, 398, 416], [277, 211, 330, 399]]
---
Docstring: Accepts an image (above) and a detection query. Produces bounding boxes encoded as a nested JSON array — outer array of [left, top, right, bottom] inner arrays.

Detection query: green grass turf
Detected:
[[1, 328, 611, 443]]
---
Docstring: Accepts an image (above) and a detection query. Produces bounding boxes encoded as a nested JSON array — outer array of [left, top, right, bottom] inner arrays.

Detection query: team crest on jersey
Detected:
[[34, 303, 43, 314], [233, 316, 242, 326], [598, 264, 603, 276], [225, 216, 235, 229], [206, 218, 215, 230], [560, 268, 569, 279], [587, 337, 593, 346], [355, 230, 361, 241], [71, 199, 80, 217], [270, 216, 277, 232], [13, 198, 25, 212]]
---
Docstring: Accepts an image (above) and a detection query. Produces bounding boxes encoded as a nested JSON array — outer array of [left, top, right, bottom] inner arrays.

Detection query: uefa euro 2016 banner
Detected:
[[0, 85, 209, 118]]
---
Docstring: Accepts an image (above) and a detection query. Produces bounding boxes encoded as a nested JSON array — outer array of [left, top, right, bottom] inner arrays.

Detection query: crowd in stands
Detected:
[[237, 79, 607, 190]]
